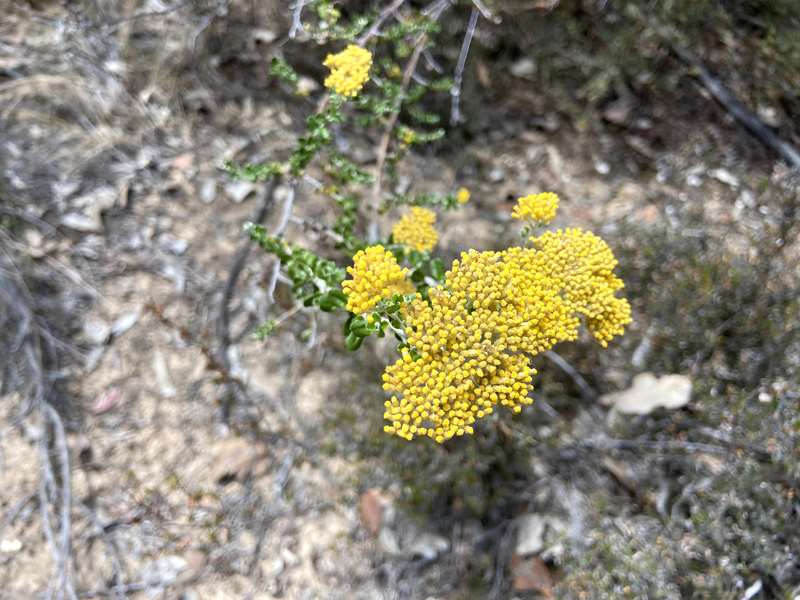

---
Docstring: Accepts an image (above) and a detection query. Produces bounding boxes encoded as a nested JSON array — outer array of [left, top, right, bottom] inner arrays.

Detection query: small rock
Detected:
[[686, 165, 704, 188], [757, 105, 780, 127], [758, 391, 772, 403], [510, 57, 536, 78], [62, 213, 101, 233], [83, 317, 111, 345], [0, 539, 23, 553], [297, 76, 319, 96], [407, 532, 448, 561], [153, 350, 177, 398], [160, 261, 185, 293], [516, 514, 547, 556], [602, 99, 632, 125], [138, 555, 188, 586], [204, 437, 267, 485], [601, 373, 692, 415], [529, 113, 560, 132], [182, 549, 207, 582], [159, 235, 188, 256], [742, 579, 763, 600], [73, 186, 117, 211], [710, 168, 739, 188], [594, 160, 611, 175], [378, 528, 401, 555], [262, 557, 285, 579], [225, 181, 257, 203], [52, 179, 80, 201], [199, 178, 217, 204], [488, 167, 505, 183], [111, 311, 140, 337], [252, 28, 278, 45]]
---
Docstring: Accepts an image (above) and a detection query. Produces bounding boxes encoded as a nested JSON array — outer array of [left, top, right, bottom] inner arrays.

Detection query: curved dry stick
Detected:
[[643, 15, 800, 169]]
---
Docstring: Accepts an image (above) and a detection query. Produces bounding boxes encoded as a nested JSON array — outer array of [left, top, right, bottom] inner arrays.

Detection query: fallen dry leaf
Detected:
[[512, 554, 554, 597], [91, 387, 123, 414], [600, 373, 692, 415], [359, 488, 389, 535]]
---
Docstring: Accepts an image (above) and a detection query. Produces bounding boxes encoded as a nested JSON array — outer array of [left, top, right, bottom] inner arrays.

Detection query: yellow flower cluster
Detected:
[[391, 207, 438, 252], [531, 228, 632, 346], [323, 44, 372, 97], [381, 230, 630, 443], [512, 192, 560, 224], [456, 187, 471, 204], [342, 245, 414, 314]]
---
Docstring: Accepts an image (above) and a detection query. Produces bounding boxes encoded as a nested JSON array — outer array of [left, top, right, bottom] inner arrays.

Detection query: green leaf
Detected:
[[429, 258, 445, 281], [345, 331, 364, 351]]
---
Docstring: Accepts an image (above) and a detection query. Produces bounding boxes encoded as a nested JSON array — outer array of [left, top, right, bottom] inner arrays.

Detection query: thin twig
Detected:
[[450, 8, 479, 126], [356, 0, 407, 45], [579, 438, 730, 455], [469, 0, 494, 20], [542, 350, 597, 401], [40, 402, 78, 600], [289, 0, 309, 39], [288, 215, 344, 243], [642, 14, 800, 168]]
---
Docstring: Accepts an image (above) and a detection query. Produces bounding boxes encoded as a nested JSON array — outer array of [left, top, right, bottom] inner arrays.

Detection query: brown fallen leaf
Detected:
[[359, 488, 389, 535], [476, 60, 492, 88], [91, 387, 123, 414], [171, 152, 194, 171], [512, 554, 554, 598]]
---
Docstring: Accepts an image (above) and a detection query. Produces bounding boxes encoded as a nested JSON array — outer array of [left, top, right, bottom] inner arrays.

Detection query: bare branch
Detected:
[[357, 0, 407, 45], [542, 350, 597, 401], [450, 8, 479, 126], [289, 0, 309, 39]]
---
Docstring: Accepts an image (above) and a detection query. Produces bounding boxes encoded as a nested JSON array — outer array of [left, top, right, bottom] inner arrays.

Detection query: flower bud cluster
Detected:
[[391, 207, 438, 252], [342, 245, 414, 314], [323, 44, 373, 97], [512, 192, 560, 224]]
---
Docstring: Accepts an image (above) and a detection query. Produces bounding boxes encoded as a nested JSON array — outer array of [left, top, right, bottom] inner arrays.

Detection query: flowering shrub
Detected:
[[226, 1, 631, 443]]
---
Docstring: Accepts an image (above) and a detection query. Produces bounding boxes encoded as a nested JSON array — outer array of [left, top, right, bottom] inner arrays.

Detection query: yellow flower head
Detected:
[[392, 207, 438, 252], [531, 228, 632, 346], [512, 192, 560, 224], [323, 44, 372, 97], [342, 245, 414, 314], [456, 187, 470, 205], [381, 228, 630, 443]]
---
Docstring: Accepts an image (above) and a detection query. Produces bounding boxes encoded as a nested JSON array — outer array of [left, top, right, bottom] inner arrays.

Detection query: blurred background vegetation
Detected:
[[1, 1, 798, 598]]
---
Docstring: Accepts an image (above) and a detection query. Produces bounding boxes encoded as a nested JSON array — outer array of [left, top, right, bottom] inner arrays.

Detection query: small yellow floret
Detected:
[[323, 44, 372, 97], [342, 245, 414, 314], [392, 207, 438, 252], [456, 187, 470, 205], [512, 192, 560, 224]]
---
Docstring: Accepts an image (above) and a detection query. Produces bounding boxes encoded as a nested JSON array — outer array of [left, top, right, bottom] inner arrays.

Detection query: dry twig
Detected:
[[450, 7, 479, 125]]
